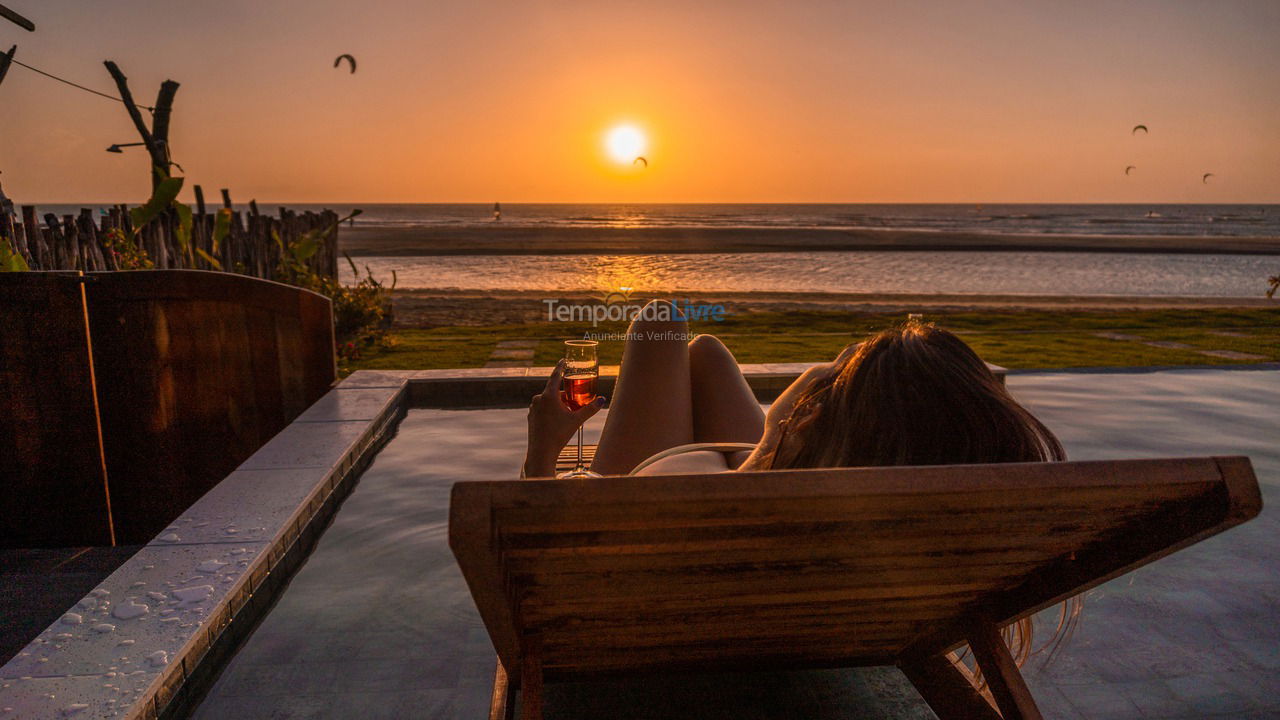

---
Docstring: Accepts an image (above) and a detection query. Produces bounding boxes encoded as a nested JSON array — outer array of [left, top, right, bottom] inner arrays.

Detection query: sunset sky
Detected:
[[1, 0, 1277, 203]]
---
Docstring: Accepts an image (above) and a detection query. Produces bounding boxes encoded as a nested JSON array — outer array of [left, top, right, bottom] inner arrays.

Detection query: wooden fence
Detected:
[[0, 187, 340, 281]]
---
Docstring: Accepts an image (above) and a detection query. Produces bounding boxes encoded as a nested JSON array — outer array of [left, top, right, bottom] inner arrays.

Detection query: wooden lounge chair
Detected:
[[449, 456, 1261, 719]]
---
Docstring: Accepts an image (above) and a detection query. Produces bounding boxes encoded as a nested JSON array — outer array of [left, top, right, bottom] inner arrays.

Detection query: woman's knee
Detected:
[[627, 299, 689, 336], [688, 333, 735, 370]]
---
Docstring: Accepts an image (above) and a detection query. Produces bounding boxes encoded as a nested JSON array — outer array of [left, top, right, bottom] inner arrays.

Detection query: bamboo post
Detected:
[[41, 213, 62, 268], [21, 205, 43, 268], [68, 215, 87, 270], [78, 209, 105, 271]]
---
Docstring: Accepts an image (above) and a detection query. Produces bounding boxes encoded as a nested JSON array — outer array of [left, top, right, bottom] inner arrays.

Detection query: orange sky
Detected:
[[1, 0, 1278, 203]]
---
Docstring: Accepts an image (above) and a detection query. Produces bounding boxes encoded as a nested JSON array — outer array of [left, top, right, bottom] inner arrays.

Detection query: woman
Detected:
[[523, 300, 1063, 479], [522, 299, 1075, 668]]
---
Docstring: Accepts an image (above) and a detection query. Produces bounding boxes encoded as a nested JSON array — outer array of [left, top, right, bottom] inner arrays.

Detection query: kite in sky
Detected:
[[1132, 124, 1148, 135], [334, 54, 357, 73], [633, 156, 648, 168]]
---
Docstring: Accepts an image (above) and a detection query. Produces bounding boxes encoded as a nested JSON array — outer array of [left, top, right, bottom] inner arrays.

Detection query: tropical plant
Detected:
[[269, 209, 395, 363], [0, 236, 29, 272], [195, 208, 231, 270], [101, 227, 154, 270], [104, 168, 192, 270]]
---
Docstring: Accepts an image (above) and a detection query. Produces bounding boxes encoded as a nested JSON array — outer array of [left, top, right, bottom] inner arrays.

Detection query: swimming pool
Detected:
[[203, 367, 1280, 719]]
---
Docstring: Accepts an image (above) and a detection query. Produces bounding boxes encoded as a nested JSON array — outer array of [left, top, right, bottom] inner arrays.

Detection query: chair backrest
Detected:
[[449, 457, 1259, 677]]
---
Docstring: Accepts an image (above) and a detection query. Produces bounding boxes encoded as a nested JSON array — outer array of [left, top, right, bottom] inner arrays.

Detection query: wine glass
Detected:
[[558, 340, 602, 479]]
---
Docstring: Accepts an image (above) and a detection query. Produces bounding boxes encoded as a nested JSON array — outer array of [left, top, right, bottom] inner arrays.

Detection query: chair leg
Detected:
[[966, 619, 1044, 720], [520, 635, 544, 720], [900, 652, 1002, 720], [490, 658, 517, 720]]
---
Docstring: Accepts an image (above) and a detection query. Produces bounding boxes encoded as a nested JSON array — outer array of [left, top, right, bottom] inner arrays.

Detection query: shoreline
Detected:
[[341, 225, 1280, 256], [389, 288, 1277, 327]]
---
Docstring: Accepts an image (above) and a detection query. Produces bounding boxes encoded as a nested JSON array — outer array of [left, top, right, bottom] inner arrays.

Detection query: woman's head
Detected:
[[767, 321, 1064, 469]]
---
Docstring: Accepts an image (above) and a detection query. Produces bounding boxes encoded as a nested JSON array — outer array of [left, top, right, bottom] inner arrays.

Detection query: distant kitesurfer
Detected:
[[334, 54, 357, 73]]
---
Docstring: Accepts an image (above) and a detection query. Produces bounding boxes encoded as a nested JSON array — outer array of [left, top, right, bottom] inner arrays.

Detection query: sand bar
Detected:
[[342, 225, 1280, 256]]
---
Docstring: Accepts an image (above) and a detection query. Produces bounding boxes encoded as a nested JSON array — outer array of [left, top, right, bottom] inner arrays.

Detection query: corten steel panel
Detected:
[[0, 273, 114, 547], [0, 270, 335, 548], [86, 271, 336, 543]]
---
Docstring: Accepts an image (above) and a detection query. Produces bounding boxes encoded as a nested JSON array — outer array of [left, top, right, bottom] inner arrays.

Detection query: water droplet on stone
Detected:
[[111, 600, 149, 620], [196, 559, 228, 573]]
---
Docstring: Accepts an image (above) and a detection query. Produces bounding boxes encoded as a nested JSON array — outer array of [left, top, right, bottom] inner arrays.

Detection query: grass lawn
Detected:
[[343, 307, 1279, 375]]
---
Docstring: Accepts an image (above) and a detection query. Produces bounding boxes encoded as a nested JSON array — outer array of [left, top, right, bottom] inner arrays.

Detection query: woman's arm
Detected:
[[736, 345, 856, 471], [735, 365, 823, 471], [523, 359, 605, 478]]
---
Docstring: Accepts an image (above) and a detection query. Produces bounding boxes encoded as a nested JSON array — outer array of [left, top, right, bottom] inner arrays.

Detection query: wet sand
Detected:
[[342, 225, 1280, 257], [390, 288, 1276, 327]]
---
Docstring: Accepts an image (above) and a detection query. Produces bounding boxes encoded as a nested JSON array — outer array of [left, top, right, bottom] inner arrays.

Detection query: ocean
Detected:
[[281, 203, 1277, 237], [37, 202, 1280, 237]]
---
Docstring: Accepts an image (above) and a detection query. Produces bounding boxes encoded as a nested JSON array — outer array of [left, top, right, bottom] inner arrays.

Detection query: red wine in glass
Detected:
[[561, 373, 597, 410], [559, 340, 601, 478]]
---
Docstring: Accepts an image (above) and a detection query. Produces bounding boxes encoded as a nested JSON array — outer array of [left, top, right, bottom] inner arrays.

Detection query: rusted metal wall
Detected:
[[1, 270, 335, 547]]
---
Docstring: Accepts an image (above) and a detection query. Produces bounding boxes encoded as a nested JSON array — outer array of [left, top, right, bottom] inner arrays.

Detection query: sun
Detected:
[[604, 124, 647, 165]]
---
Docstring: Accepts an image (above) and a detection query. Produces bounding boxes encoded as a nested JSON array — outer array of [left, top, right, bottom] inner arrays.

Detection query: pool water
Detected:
[[194, 368, 1280, 719]]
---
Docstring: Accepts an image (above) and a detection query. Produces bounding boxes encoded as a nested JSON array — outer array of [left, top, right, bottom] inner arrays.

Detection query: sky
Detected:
[[1, 0, 1277, 204]]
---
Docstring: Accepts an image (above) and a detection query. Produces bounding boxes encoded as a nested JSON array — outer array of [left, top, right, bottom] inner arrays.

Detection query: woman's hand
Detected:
[[523, 359, 606, 478]]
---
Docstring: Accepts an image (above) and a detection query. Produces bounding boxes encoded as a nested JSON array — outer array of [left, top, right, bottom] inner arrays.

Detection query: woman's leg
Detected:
[[688, 334, 765, 443], [590, 301, 695, 475]]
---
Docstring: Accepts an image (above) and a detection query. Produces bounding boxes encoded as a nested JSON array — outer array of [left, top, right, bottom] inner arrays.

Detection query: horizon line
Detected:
[[21, 199, 1280, 207]]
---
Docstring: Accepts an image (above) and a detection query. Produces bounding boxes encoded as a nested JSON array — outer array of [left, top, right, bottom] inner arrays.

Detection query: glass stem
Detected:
[[576, 426, 585, 471]]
